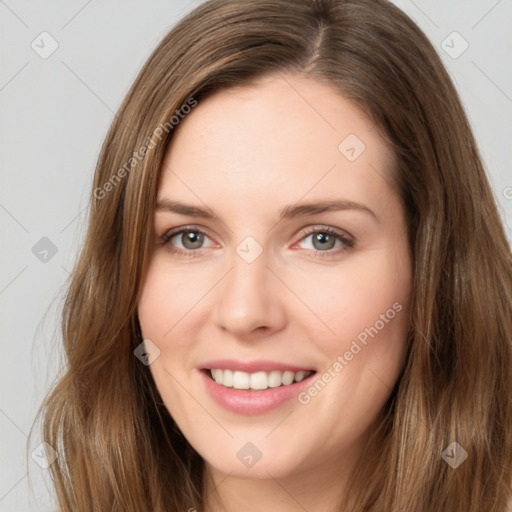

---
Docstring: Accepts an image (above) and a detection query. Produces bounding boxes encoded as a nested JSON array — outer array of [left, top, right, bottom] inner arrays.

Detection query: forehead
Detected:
[[157, 73, 396, 214]]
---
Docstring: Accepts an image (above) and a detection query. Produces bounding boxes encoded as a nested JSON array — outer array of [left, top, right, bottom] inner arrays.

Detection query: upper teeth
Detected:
[[209, 369, 313, 390]]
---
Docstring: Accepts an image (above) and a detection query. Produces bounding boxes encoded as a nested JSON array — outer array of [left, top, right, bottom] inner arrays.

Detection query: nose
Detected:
[[212, 244, 287, 338]]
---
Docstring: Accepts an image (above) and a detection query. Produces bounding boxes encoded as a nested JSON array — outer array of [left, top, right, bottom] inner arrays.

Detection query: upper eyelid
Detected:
[[160, 224, 353, 246], [161, 225, 218, 245]]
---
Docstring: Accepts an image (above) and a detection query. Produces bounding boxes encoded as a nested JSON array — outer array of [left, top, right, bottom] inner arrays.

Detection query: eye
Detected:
[[158, 226, 216, 258], [294, 226, 355, 258], [157, 225, 355, 259]]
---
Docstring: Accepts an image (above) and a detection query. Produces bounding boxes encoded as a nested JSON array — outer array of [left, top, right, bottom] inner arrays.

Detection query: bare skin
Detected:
[[137, 72, 413, 512]]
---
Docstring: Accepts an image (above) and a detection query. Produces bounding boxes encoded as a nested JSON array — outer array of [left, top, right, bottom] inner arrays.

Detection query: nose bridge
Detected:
[[212, 237, 285, 334], [224, 242, 272, 312]]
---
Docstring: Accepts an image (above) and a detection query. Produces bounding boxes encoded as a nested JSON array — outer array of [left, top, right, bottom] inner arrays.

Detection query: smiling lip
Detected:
[[198, 359, 317, 415]]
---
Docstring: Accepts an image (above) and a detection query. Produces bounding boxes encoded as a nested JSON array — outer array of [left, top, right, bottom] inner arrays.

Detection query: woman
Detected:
[[38, 0, 512, 510]]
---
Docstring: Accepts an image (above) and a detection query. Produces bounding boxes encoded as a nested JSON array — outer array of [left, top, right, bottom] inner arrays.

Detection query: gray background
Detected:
[[1, 1, 511, 510]]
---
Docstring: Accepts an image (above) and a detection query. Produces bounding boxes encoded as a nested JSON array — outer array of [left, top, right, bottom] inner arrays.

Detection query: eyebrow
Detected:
[[155, 198, 378, 222]]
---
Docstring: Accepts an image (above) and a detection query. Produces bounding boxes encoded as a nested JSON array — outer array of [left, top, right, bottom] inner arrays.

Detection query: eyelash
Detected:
[[157, 225, 355, 260]]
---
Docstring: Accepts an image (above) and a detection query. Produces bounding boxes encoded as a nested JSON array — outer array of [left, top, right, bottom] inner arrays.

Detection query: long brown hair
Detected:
[[34, 0, 512, 510]]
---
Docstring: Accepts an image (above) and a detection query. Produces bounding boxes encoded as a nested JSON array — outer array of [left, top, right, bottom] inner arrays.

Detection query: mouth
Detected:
[[201, 368, 317, 392], [199, 364, 318, 415], [198, 358, 319, 414]]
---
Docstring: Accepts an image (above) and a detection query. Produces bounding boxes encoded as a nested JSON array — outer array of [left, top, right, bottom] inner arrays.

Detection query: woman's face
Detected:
[[138, 73, 412, 482]]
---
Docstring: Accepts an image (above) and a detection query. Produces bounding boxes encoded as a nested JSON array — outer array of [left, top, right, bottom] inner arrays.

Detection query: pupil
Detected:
[[314, 233, 334, 250], [184, 231, 203, 249]]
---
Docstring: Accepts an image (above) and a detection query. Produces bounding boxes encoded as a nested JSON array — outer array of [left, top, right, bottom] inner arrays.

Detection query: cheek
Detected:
[[137, 258, 206, 343], [334, 254, 411, 397], [290, 251, 412, 416], [137, 261, 199, 411], [137, 273, 169, 341], [288, 249, 411, 348]]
